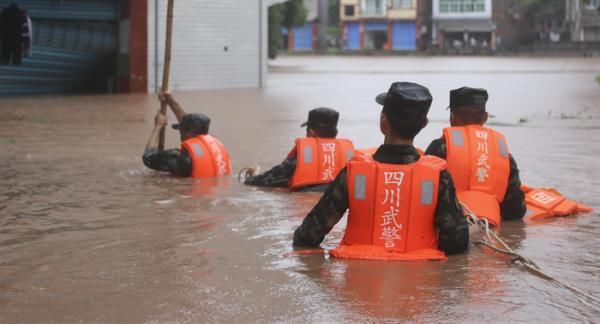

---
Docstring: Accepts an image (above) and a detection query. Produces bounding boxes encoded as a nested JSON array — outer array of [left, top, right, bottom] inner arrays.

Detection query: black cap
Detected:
[[376, 82, 433, 119], [300, 107, 339, 129], [172, 113, 210, 135], [449, 87, 488, 110]]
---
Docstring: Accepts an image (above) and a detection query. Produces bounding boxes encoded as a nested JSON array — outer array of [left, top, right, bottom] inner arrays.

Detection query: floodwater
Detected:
[[1, 56, 600, 322]]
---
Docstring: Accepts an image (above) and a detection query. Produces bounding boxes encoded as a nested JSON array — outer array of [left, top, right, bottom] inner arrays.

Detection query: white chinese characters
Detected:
[[205, 137, 227, 176], [321, 143, 336, 181], [380, 171, 405, 248], [474, 130, 490, 183]]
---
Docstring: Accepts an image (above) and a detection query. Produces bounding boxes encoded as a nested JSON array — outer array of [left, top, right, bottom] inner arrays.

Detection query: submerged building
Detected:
[[430, 0, 495, 51], [566, 0, 600, 42], [340, 0, 420, 51], [0, 0, 277, 96]]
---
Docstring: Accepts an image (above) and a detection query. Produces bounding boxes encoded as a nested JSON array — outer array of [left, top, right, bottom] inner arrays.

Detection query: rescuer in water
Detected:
[[243, 107, 355, 192], [142, 93, 231, 178], [293, 82, 469, 260], [425, 87, 526, 226]]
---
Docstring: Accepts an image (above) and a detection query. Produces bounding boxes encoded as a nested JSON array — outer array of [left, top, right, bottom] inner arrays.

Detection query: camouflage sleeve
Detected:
[[435, 170, 470, 255], [425, 137, 447, 159], [142, 148, 192, 177], [293, 168, 349, 247], [500, 154, 527, 221], [244, 156, 297, 188]]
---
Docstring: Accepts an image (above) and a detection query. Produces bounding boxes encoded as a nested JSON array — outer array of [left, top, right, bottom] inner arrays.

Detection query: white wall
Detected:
[[148, 0, 266, 92], [432, 0, 492, 20]]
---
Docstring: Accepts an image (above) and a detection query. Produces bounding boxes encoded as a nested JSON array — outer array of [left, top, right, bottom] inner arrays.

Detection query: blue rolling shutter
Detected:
[[0, 0, 118, 96], [392, 22, 416, 50], [293, 24, 313, 50], [346, 22, 360, 50]]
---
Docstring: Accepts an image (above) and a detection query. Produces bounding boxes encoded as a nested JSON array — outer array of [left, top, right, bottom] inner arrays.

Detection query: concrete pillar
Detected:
[[386, 22, 393, 51], [360, 21, 365, 50], [317, 0, 328, 52], [129, 0, 147, 92], [118, 0, 147, 93]]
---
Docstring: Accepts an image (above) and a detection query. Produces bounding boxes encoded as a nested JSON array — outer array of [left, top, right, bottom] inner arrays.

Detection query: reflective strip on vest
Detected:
[[191, 143, 204, 158], [420, 180, 434, 205], [498, 138, 508, 158], [354, 174, 367, 200], [346, 149, 354, 161], [303, 147, 313, 163], [451, 130, 464, 147]]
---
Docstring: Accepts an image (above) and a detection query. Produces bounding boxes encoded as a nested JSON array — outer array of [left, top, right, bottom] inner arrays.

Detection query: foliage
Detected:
[[268, 0, 308, 59], [282, 0, 308, 30], [328, 0, 340, 27], [268, 4, 284, 59], [519, 0, 565, 22], [596, 75, 600, 86]]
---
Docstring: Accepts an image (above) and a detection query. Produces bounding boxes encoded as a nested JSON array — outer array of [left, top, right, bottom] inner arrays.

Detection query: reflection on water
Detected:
[[1, 56, 599, 322]]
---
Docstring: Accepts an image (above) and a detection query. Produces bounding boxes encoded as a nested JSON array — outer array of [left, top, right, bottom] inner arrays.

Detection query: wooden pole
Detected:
[[158, 0, 175, 150]]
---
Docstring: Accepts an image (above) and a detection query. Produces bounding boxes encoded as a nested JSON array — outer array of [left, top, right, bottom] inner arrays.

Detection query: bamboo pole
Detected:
[[158, 0, 175, 150]]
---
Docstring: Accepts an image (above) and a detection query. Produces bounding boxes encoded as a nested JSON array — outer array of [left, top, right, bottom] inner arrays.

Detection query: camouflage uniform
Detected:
[[243, 152, 329, 192], [143, 148, 192, 177]]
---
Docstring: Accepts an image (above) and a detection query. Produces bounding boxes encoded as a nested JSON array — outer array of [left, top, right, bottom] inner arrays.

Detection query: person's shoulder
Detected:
[[425, 136, 446, 157]]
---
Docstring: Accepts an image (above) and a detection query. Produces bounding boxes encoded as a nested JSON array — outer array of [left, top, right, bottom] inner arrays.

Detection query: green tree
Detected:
[[268, 0, 307, 59], [282, 0, 308, 30], [520, 0, 565, 22], [328, 0, 340, 27], [268, 4, 284, 59]]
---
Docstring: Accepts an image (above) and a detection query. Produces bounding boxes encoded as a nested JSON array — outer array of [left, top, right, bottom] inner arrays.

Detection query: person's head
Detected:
[[448, 87, 489, 126], [300, 107, 339, 138], [172, 113, 211, 141], [375, 82, 432, 142]]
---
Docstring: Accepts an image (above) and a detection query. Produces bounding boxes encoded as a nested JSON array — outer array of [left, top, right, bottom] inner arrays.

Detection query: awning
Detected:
[[436, 20, 494, 32]]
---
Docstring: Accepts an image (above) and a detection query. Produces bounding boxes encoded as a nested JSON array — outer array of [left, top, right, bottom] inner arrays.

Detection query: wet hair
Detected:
[[384, 111, 428, 140], [450, 106, 487, 125], [310, 126, 338, 138]]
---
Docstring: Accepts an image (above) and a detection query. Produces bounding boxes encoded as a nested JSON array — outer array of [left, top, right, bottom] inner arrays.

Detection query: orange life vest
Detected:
[[444, 126, 510, 227], [180, 135, 231, 179], [521, 185, 593, 220], [330, 154, 447, 261], [289, 137, 355, 190]]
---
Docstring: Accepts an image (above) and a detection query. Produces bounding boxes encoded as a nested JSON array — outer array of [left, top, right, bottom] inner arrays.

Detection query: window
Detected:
[[587, 0, 599, 9], [392, 0, 413, 10], [439, 0, 486, 13], [440, 2, 449, 12], [474, 0, 485, 11], [363, 0, 385, 15], [344, 5, 355, 16]]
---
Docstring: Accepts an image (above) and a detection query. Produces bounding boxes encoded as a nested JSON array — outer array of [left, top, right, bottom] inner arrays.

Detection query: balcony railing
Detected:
[[362, 8, 385, 16]]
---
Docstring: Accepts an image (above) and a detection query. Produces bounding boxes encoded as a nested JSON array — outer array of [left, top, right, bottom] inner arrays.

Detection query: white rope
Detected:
[[461, 202, 600, 310]]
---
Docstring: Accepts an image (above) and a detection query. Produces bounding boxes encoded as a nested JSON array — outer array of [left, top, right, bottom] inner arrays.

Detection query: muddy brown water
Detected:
[[1, 56, 600, 322]]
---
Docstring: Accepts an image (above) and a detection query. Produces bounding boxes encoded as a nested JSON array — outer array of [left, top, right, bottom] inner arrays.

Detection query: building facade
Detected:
[[340, 0, 419, 51], [0, 0, 276, 96], [147, 0, 273, 93], [566, 0, 600, 42], [431, 0, 496, 52]]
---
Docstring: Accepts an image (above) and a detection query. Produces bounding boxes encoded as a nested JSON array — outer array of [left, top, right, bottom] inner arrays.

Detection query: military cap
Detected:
[[300, 107, 339, 129], [449, 86, 489, 110], [172, 113, 211, 135], [376, 82, 433, 119]]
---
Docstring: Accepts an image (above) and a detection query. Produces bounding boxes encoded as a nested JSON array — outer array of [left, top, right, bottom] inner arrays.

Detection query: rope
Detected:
[[462, 203, 600, 310]]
